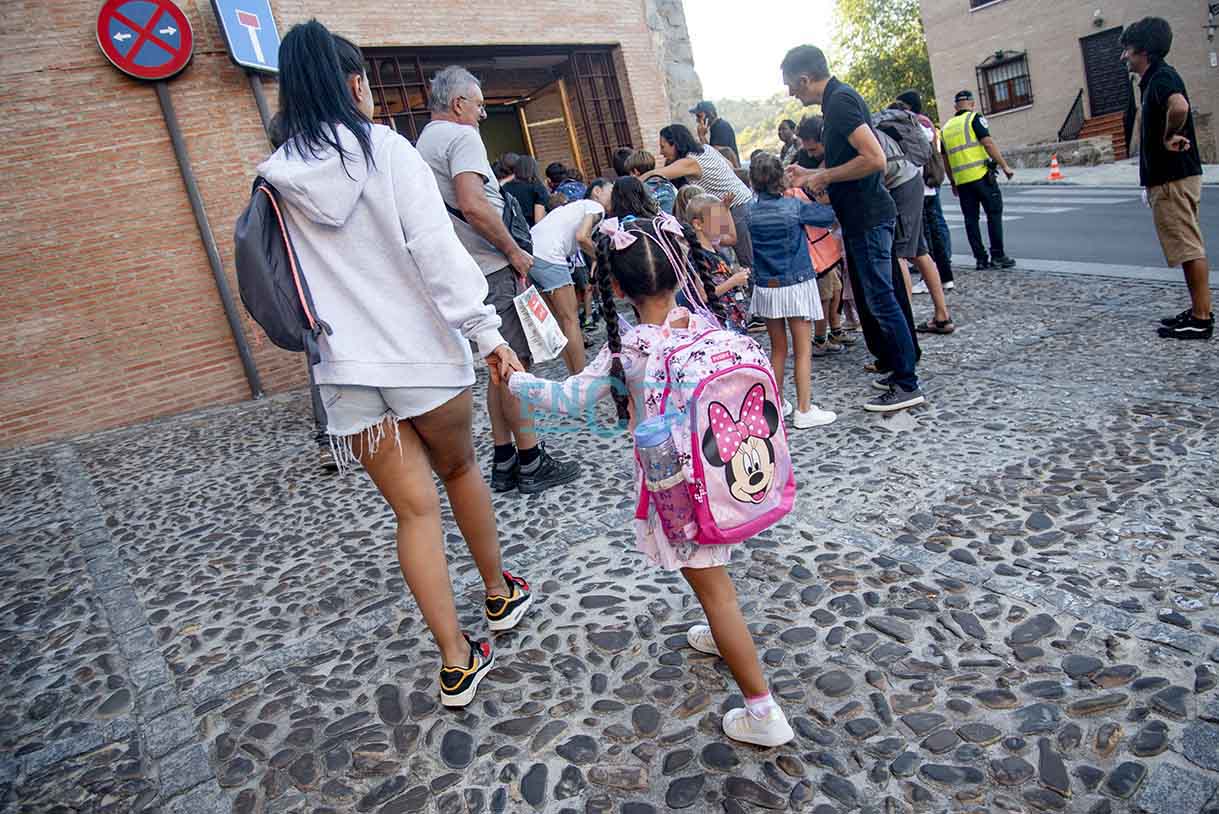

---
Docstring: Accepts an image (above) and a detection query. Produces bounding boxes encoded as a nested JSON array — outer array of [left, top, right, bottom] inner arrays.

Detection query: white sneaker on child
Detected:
[[781, 401, 794, 419], [686, 625, 721, 656], [722, 706, 795, 747], [792, 405, 837, 429], [911, 279, 929, 295]]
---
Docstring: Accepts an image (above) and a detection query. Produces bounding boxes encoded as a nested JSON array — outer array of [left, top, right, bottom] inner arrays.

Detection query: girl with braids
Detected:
[[506, 215, 796, 748]]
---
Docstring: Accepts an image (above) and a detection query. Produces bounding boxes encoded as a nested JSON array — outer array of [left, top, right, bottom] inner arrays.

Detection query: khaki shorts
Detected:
[[1149, 175, 1206, 268], [817, 265, 843, 304]]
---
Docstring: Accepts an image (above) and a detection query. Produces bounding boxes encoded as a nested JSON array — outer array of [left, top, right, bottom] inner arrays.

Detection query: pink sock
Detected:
[[745, 692, 776, 720]]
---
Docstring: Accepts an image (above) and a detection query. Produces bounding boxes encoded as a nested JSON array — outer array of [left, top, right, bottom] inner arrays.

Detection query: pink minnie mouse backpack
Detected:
[[638, 318, 797, 545]]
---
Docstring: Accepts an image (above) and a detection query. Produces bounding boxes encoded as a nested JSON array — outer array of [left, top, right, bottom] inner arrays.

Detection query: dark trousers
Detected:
[[843, 220, 921, 390], [922, 190, 954, 283], [957, 174, 1005, 263]]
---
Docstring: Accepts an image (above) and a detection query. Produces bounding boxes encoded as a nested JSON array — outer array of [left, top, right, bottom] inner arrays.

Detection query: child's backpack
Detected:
[[635, 316, 796, 545], [785, 188, 842, 274]]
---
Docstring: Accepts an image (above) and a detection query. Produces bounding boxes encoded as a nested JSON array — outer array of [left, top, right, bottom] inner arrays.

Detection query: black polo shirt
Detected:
[[1138, 61, 1202, 188], [708, 118, 740, 161], [821, 77, 896, 235]]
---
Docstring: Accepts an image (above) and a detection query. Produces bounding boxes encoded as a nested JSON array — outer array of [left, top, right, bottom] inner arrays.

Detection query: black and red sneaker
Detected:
[[485, 571, 533, 632], [439, 634, 494, 708]]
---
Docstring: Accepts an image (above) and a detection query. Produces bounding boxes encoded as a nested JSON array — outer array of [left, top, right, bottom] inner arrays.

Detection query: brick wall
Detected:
[[0, 0, 678, 446], [920, 0, 1218, 153]]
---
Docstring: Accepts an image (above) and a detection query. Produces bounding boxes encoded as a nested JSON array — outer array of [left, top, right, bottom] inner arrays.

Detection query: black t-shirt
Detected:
[[708, 118, 740, 161], [502, 179, 550, 226], [1138, 61, 1202, 188], [821, 77, 896, 235], [794, 149, 822, 170]]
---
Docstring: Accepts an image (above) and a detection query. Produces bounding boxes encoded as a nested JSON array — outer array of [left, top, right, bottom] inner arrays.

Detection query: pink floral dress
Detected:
[[508, 308, 734, 571]]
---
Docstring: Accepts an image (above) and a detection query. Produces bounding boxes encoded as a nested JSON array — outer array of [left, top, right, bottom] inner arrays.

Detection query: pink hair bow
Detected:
[[597, 217, 637, 250], [707, 384, 770, 461], [655, 211, 685, 238]]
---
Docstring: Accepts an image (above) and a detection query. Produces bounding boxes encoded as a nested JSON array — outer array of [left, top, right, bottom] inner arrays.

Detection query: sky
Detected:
[[684, 0, 838, 100]]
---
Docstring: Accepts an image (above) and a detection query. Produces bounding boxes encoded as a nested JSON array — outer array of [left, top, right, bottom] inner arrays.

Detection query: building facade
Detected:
[[920, 0, 1218, 158], [0, 0, 702, 447]]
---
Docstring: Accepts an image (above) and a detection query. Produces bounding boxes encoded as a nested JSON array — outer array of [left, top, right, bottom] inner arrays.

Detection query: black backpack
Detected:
[[447, 189, 533, 255], [233, 177, 332, 363], [873, 108, 932, 168]]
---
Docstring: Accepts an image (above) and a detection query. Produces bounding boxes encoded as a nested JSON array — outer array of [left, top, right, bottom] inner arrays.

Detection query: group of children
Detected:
[[495, 146, 878, 749]]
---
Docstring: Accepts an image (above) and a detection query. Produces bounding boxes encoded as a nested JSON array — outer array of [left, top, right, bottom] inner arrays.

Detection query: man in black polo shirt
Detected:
[[1121, 17, 1212, 340], [690, 101, 740, 163], [781, 45, 924, 413]]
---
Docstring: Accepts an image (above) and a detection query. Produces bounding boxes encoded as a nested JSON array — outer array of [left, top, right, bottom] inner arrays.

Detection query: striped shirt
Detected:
[[690, 147, 753, 210]]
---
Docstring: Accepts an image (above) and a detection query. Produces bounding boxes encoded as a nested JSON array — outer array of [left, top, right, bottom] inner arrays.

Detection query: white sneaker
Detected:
[[686, 624, 721, 656], [781, 401, 794, 419], [722, 706, 795, 747], [792, 405, 837, 429], [944, 280, 956, 290], [911, 279, 929, 295]]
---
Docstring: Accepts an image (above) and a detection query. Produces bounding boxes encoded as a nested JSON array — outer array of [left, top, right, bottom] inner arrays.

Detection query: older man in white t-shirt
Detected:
[[417, 65, 580, 496]]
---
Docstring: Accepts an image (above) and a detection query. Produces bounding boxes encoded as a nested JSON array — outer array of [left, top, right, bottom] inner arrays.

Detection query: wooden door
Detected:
[[518, 79, 585, 179], [1081, 27, 1132, 117]]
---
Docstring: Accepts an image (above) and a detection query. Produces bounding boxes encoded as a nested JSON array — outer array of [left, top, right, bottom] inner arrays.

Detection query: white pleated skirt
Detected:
[[750, 277, 824, 321]]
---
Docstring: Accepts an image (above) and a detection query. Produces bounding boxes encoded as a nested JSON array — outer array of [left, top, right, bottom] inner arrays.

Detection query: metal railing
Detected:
[[1058, 89, 1085, 142]]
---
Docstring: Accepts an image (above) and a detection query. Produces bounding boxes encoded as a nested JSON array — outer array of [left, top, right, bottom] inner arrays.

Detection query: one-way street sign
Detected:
[[211, 0, 280, 74]]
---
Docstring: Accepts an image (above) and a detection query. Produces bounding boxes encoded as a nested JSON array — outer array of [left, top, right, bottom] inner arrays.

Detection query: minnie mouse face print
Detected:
[[701, 383, 780, 504]]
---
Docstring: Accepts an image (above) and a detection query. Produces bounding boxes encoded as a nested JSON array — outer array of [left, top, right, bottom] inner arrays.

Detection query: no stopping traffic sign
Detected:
[[96, 0, 194, 81]]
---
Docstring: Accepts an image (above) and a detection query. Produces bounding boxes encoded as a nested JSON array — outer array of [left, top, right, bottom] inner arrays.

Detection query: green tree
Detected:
[[834, 0, 938, 119]]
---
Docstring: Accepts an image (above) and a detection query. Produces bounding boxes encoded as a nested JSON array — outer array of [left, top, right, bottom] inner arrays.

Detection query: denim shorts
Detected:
[[529, 258, 574, 293], [320, 384, 466, 471]]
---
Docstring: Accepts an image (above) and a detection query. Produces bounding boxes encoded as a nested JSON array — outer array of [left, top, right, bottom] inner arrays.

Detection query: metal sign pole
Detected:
[[155, 80, 264, 398], [247, 71, 273, 137]]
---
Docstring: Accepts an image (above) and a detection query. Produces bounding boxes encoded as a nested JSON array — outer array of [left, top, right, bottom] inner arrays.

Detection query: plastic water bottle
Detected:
[[634, 414, 698, 544]]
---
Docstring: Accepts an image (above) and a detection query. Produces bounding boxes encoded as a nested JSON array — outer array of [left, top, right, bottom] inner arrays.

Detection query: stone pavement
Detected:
[[2, 266, 1218, 814], [998, 161, 1219, 187]]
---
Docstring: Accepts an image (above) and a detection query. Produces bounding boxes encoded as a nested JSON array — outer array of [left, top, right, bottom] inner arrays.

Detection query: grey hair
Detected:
[[429, 65, 481, 113]]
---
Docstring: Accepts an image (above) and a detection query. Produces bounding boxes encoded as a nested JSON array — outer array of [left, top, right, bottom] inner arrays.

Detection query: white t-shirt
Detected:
[[530, 199, 605, 265], [416, 120, 508, 275]]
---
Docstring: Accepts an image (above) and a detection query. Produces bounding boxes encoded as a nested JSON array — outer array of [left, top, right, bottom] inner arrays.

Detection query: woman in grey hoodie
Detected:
[[260, 22, 532, 707]]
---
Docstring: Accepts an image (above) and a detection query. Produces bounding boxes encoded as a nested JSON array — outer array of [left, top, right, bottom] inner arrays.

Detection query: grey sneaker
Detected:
[[864, 386, 926, 413], [871, 375, 894, 392]]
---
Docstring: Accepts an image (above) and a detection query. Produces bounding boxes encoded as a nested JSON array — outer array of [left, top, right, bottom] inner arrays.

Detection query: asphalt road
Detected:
[[937, 184, 1219, 269]]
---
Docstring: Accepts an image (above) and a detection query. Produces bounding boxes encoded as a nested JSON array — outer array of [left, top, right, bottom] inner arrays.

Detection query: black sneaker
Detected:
[[491, 455, 519, 493], [1160, 308, 1199, 326], [863, 385, 926, 413], [518, 445, 581, 494], [439, 634, 495, 708], [485, 571, 533, 632], [1157, 313, 1214, 340], [975, 259, 993, 271], [992, 256, 1016, 269]]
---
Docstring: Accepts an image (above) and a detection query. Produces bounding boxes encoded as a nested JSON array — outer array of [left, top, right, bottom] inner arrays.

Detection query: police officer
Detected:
[[941, 89, 1016, 269]]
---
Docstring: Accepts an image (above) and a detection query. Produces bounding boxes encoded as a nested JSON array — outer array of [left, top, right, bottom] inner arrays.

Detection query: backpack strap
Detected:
[[257, 183, 320, 334]]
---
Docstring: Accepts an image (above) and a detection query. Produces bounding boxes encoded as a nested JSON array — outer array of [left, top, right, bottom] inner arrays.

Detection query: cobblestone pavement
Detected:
[[2, 268, 1218, 814]]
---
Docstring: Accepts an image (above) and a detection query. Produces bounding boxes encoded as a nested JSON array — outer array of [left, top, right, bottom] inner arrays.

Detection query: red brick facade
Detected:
[[0, 1, 673, 446]]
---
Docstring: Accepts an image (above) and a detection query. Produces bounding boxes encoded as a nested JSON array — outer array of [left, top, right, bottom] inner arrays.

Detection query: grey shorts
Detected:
[[483, 266, 532, 362], [891, 176, 929, 260], [529, 258, 575, 293]]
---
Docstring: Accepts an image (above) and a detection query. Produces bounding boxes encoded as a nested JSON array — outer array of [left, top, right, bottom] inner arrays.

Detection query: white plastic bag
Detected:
[[513, 284, 568, 362]]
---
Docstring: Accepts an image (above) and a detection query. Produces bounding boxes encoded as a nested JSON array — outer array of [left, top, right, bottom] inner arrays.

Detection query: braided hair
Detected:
[[595, 216, 725, 424], [680, 222, 729, 323]]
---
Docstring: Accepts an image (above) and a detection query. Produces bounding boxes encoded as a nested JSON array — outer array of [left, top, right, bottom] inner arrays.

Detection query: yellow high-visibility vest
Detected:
[[942, 112, 989, 185]]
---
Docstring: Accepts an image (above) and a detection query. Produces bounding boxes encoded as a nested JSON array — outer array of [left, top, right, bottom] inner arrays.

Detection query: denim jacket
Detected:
[[747, 192, 836, 287]]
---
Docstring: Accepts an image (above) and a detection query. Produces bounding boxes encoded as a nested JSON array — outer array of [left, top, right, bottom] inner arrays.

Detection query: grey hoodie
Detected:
[[258, 123, 505, 389]]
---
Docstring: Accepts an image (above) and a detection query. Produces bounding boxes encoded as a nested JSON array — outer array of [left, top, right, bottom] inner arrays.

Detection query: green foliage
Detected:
[[833, 0, 938, 120], [709, 95, 818, 163]]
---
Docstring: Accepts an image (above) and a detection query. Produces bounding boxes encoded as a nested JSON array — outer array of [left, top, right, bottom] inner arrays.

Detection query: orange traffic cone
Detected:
[[1047, 154, 1064, 181]]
